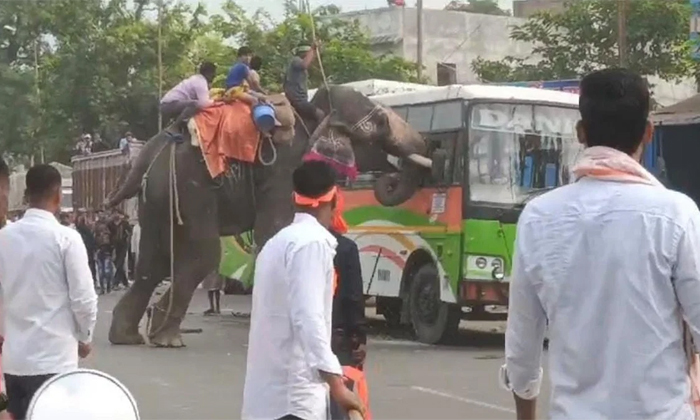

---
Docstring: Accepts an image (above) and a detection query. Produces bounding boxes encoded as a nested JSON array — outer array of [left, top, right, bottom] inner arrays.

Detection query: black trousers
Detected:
[[159, 100, 200, 125], [88, 254, 97, 284], [5, 373, 56, 420], [285, 91, 323, 124], [114, 244, 129, 287]]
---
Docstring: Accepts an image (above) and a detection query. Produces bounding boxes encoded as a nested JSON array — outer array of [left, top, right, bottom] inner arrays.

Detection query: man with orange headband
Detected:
[[328, 191, 370, 420], [242, 160, 364, 420]]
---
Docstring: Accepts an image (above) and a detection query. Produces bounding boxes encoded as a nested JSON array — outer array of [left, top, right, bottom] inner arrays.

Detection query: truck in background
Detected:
[[8, 162, 73, 216], [71, 144, 144, 222]]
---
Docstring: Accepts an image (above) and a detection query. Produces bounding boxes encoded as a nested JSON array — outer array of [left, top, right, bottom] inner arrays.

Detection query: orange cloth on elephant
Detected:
[[193, 102, 261, 178]]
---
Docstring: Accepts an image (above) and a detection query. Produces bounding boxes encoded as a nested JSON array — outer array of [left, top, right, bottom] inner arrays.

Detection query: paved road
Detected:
[[85, 290, 551, 419]]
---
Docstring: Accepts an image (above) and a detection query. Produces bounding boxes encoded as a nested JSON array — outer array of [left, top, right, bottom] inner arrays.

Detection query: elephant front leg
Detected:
[[110, 277, 161, 345], [147, 289, 186, 348], [148, 239, 220, 348], [109, 242, 167, 345]]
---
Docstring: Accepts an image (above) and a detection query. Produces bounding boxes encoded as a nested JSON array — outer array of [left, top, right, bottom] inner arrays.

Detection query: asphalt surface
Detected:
[[84, 290, 551, 419]]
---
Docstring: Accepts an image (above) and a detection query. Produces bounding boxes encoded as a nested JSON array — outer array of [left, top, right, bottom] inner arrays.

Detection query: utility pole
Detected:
[[157, 0, 164, 131], [617, 0, 628, 67], [416, 0, 424, 80], [34, 38, 44, 164]]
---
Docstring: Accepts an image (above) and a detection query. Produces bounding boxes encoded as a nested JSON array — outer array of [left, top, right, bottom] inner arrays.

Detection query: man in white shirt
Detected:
[[503, 68, 700, 419], [0, 164, 98, 420], [130, 222, 141, 275], [0, 157, 8, 229], [242, 161, 364, 420]]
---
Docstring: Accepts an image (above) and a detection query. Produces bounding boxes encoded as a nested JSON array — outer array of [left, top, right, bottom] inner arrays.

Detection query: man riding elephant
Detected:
[[105, 84, 433, 348], [160, 62, 219, 124], [284, 42, 324, 124]]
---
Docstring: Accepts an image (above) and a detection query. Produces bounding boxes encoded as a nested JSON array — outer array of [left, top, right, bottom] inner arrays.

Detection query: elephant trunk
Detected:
[[373, 107, 431, 207], [374, 162, 423, 207], [105, 133, 168, 208]]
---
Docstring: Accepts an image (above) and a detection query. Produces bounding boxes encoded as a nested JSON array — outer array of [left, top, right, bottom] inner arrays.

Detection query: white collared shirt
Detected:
[[0, 209, 98, 376], [503, 178, 700, 419], [242, 213, 343, 420], [131, 223, 141, 260]]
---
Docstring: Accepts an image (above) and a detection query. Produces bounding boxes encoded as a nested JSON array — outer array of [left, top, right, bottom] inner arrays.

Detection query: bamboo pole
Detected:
[[617, 0, 628, 67], [157, 0, 164, 131]]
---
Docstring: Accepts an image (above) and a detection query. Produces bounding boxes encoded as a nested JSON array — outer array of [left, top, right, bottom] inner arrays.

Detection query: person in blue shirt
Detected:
[[225, 47, 265, 106]]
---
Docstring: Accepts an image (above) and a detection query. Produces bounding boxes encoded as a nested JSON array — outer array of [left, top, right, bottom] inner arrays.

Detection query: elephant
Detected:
[[105, 86, 432, 347]]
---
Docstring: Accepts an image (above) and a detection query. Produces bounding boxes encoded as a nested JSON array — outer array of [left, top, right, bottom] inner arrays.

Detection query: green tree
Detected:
[[0, 0, 421, 164], [472, 0, 693, 83], [445, 0, 510, 16], [213, 0, 423, 91]]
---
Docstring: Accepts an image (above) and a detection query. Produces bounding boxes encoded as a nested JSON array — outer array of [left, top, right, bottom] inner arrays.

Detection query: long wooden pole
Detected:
[[34, 38, 44, 164], [417, 0, 424, 79], [617, 0, 628, 67], [157, 0, 163, 131]]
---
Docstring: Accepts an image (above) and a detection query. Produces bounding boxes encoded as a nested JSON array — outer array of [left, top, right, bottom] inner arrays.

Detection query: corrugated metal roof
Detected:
[[652, 93, 700, 126], [309, 79, 437, 100], [369, 34, 403, 45], [371, 84, 580, 107]]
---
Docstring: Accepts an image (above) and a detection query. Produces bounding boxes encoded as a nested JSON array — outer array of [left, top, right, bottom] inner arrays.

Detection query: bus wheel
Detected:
[[376, 297, 402, 327], [409, 264, 460, 344]]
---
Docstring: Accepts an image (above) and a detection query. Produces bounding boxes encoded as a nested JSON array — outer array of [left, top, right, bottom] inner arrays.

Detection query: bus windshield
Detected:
[[468, 102, 582, 205]]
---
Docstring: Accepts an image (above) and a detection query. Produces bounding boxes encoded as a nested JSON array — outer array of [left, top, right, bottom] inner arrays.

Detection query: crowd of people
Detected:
[[10, 208, 138, 296], [73, 131, 139, 157]]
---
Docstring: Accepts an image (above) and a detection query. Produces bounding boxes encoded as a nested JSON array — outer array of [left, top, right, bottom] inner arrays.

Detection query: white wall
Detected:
[[648, 76, 697, 108], [344, 7, 532, 84], [339, 7, 697, 105]]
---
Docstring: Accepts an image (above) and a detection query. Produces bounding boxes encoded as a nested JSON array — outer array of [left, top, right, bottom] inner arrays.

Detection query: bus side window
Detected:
[[343, 142, 395, 190], [392, 106, 409, 120], [407, 105, 434, 132], [424, 131, 459, 186]]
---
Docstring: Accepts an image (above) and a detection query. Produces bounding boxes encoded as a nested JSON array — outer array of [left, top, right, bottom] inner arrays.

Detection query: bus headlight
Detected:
[[492, 266, 505, 281]]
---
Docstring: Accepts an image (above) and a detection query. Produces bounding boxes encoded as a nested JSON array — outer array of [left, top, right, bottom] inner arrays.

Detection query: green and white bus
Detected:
[[221, 84, 582, 344]]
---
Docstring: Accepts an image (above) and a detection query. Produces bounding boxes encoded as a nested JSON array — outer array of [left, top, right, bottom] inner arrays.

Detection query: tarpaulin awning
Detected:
[[653, 93, 700, 126]]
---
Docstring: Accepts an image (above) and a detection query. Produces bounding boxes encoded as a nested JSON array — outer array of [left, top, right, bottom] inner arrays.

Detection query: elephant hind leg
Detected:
[[148, 238, 220, 348]]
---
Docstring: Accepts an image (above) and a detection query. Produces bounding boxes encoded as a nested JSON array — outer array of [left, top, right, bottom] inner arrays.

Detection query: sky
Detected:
[[185, 0, 515, 20]]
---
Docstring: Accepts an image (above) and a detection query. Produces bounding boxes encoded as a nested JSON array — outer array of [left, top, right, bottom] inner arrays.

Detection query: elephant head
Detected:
[[308, 86, 430, 206]]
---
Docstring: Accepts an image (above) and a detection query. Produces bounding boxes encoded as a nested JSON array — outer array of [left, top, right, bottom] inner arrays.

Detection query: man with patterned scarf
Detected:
[[503, 68, 700, 420]]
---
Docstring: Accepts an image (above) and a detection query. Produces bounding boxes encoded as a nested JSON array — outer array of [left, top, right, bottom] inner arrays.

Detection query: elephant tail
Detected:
[[105, 133, 169, 208]]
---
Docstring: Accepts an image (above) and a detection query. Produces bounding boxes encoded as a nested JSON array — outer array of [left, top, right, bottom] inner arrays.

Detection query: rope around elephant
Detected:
[[146, 142, 182, 343]]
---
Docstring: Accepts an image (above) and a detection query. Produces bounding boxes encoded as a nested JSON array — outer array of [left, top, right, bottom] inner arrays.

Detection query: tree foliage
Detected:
[[0, 0, 421, 165], [445, 0, 510, 16], [472, 0, 693, 83]]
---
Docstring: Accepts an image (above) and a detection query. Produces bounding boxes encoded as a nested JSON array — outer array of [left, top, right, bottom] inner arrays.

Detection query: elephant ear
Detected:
[[304, 124, 358, 180]]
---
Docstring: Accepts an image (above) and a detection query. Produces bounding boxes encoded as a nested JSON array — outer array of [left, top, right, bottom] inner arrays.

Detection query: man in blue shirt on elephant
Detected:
[[225, 47, 266, 106]]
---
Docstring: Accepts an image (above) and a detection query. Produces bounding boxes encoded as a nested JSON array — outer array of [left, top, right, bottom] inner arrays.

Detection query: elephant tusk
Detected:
[[406, 154, 432, 168]]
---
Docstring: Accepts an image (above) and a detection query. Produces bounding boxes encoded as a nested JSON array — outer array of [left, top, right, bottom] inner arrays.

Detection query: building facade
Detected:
[[331, 6, 696, 107], [512, 0, 566, 18], [335, 7, 533, 85]]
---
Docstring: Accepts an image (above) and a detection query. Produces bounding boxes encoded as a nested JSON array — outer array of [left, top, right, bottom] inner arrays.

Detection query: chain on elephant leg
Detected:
[[147, 305, 186, 348]]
